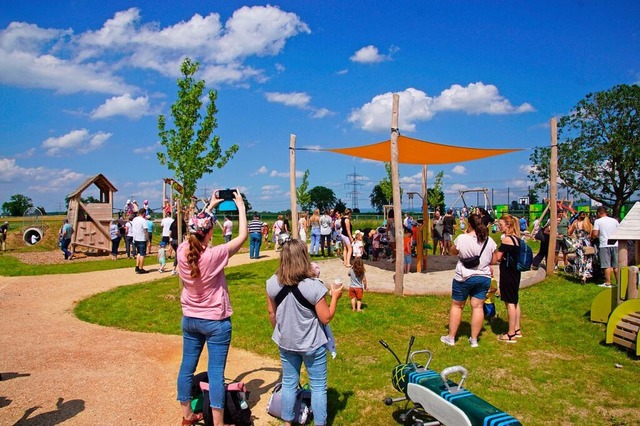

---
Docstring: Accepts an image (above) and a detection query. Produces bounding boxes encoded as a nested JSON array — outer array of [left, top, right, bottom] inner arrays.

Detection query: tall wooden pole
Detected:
[[289, 134, 299, 239], [390, 94, 404, 295], [422, 165, 429, 270], [546, 118, 558, 276]]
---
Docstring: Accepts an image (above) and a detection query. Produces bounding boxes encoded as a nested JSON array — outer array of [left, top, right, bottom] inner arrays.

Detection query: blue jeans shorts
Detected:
[[451, 275, 490, 302]]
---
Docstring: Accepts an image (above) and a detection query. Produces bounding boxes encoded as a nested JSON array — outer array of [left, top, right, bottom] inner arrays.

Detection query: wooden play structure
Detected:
[[66, 174, 117, 253], [590, 202, 640, 356]]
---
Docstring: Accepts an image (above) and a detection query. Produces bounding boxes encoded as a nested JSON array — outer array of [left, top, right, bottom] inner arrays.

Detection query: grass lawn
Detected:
[[73, 259, 640, 425]]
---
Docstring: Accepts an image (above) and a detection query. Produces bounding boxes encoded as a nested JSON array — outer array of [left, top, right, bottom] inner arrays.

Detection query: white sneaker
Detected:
[[171, 270, 178, 276], [598, 283, 613, 288], [440, 335, 455, 346], [468, 337, 479, 348]]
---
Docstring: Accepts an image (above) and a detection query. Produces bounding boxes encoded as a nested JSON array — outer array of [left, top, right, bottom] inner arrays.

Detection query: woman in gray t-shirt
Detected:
[[266, 239, 342, 426]]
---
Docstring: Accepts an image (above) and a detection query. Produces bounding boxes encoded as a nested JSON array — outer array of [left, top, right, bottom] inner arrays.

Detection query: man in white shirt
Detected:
[[132, 209, 149, 274], [592, 206, 619, 288], [161, 213, 174, 256], [223, 216, 233, 243]]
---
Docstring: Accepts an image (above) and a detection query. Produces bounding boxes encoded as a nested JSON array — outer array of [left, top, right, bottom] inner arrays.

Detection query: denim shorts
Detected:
[[451, 275, 490, 302], [135, 240, 147, 256]]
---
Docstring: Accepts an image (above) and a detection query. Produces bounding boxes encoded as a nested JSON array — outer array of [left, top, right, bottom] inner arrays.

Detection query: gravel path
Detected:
[[0, 249, 543, 425]]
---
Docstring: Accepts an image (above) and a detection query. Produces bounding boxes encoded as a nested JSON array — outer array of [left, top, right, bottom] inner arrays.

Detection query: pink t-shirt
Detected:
[[177, 242, 232, 320]]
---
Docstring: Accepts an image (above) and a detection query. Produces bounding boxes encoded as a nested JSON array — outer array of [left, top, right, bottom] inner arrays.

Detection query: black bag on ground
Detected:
[[192, 372, 253, 426]]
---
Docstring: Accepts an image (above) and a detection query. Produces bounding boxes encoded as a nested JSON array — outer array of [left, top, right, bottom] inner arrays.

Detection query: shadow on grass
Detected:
[[326, 388, 354, 425]]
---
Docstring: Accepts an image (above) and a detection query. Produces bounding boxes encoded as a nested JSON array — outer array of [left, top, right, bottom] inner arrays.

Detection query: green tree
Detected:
[[334, 199, 347, 213], [296, 169, 312, 211], [427, 171, 445, 213], [308, 186, 336, 212], [157, 57, 238, 203], [527, 188, 540, 205], [379, 163, 394, 202], [369, 185, 389, 214], [529, 84, 640, 218], [2, 194, 33, 216]]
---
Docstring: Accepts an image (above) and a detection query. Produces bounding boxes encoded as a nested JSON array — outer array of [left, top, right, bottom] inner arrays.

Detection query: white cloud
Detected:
[[451, 165, 467, 175], [41, 129, 112, 156], [0, 157, 86, 192], [336, 69, 349, 75], [262, 184, 280, 191], [0, 6, 310, 94], [14, 148, 36, 159], [265, 91, 311, 108], [269, 169, 304, 178], [256, 166, 268, 174], [91, 94, 151, 119], [349, 88, 435, 132], [264, 91, 332, 119], [133, 142, 160, 154], [350, 45, 388, 63], [433, 82, 535, 115], [349, 83, 535, 132], [446, 183, 469, 194]]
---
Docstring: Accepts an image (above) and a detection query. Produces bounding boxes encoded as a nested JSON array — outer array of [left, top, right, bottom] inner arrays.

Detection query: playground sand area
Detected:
[[0, 249, 543, 425]]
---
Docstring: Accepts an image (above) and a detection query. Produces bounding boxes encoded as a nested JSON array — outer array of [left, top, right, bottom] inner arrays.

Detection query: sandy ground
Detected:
[[0, 249, 544, 425]]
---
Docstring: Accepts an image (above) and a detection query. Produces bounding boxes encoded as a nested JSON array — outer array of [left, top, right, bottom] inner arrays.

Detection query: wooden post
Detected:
[[617, 242, 628, 304], [290, 134, 298, 239], [390, 94, 404, 295], [546, 118, 558, 276], [162, 182, 166, 217], [422, 165, 428, 271]]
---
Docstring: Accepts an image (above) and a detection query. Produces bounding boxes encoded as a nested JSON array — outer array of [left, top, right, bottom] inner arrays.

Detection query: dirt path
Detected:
[[0, 250, 543, 425], [0, 253, 284, 426]]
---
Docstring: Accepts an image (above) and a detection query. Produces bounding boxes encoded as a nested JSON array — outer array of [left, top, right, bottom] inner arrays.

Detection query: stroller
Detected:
[[369, 226, 390, 261]]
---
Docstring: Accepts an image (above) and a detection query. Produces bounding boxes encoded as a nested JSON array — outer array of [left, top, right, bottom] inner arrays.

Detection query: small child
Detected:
[[157, 241, 167, 272], [352, 230, 364, 258], [484, 278, 498, 322], [348, 257, 368, 312], [262, 222, 271, 248], [403, 227, 413, 274]]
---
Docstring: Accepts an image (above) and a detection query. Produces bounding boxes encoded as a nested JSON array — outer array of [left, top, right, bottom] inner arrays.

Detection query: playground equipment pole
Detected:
[[289, 134, 298, 239], [422, 165, 428, 271], [546, 117, 559, 276], [390, 94, 404, 295]]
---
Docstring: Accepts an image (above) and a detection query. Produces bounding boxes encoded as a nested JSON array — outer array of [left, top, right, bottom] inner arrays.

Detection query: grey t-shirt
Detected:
[[266, 275, 328, 352], [349, 269, 365, 289]]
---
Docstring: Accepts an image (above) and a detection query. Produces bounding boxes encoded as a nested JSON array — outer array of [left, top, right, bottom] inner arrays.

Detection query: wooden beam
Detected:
[[390, 94, 404, 295], [546, 118, 558, 276], [290, 134, 298, 239]]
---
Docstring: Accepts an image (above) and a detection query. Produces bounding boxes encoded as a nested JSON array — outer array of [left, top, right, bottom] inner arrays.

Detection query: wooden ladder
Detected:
[[613, 312, 640, 351]]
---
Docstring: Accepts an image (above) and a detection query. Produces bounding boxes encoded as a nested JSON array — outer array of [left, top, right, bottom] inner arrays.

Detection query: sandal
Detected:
[[497, 333, 518, 343], [182, 412, 203, 425], [514, 329, 523, 338]]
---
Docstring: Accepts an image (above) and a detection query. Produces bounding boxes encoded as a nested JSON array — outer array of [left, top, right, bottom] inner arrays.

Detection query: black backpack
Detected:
[[192, 372, 253, 426]]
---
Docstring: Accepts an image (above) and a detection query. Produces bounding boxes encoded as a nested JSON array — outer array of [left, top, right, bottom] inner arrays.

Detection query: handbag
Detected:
[[266, 382, 312, 424], [459, 238, 489, 269]]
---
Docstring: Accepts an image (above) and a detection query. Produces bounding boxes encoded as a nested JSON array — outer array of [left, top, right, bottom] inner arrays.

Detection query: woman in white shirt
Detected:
[[441, 213, 497, 348]]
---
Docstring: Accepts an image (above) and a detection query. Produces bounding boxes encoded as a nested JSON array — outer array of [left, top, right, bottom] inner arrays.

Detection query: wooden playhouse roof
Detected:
[[67, 174, 117, 199], [611, 202, 640, 241]]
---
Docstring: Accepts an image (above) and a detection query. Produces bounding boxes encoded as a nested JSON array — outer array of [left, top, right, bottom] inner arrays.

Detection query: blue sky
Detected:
[[1, 1, 639, 213]]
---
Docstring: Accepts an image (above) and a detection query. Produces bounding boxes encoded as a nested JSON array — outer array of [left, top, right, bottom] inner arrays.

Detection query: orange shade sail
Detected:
[[325, 135, 522, 165]]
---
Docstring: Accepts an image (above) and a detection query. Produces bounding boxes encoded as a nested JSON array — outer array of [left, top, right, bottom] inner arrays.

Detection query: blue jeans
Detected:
[[249, 232, 262, 258], [310, 229, 321, 255], [177, 316, 232, 409], [279, 347, 327, 425], [60, 238, 72, 259]]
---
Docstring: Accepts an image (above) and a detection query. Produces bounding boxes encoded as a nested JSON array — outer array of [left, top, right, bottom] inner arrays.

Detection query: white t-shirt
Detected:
[[593, 215, 619, 248], [161, 217, 174, 237], [353, 240, 364, 257], [452, 232, 497, 281], [223, 219, 233, 236], [131, 216, 148, 242], [320, 215, 332, 235]]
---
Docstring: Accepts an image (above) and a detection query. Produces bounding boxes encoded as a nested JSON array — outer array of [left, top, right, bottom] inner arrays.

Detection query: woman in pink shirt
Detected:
[[176, 190, 247, 425]]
